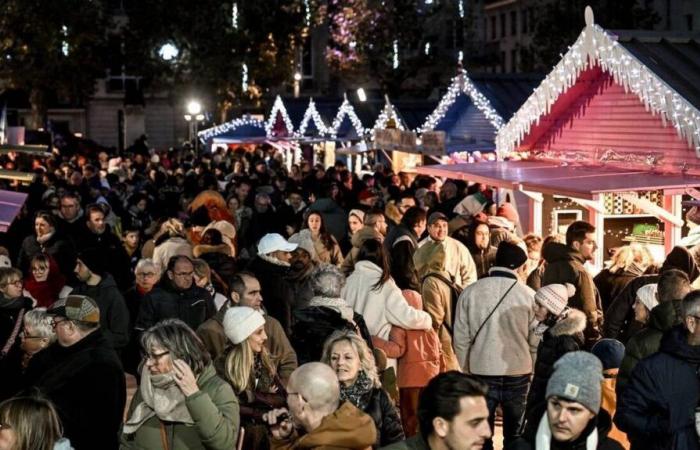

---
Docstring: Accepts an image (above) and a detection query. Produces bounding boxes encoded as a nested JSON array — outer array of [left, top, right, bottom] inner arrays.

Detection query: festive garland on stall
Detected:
[[329, 95, 366, 138], [373, 97, 405, 131], [297, 98, 329, 136], [265, 96, 295, 137], [198, 117, 266, 142]]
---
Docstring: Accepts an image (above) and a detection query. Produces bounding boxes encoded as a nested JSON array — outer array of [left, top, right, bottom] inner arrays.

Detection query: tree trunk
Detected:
[[28, 88, 46, 130]]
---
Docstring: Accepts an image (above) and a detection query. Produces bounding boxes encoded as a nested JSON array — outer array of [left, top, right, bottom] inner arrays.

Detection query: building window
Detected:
[[491, 16, 496, 40], [511, 10, 517, 36], [500, 13, 506, 38]]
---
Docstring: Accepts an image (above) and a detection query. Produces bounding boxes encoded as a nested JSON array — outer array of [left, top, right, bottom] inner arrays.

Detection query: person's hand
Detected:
[[263, 408, 293, 440], [173, 359, 199, 397]]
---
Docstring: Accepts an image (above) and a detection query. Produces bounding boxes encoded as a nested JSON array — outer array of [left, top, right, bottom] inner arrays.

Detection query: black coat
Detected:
[[511, 406, 623, 450], [247, 256, 295, 334], [615, 325, 700, 450], [35, 328, 126, 450], [387, 225, 420, 291], [594, 267, 642, 313], [71, 274, 130, 349], [135, 280, 215, 333], [524, 310, 586, 417], [0, 295, 32, 352], [76, 224, 133, 291], [17, 232, 76, 279], [363, 387, 405, 448], [470, 246, 498, 279]]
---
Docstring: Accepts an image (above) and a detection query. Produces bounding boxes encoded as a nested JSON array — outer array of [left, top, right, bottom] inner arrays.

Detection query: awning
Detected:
[[415, 161, 700, 199], [0, 190, 28, 232]]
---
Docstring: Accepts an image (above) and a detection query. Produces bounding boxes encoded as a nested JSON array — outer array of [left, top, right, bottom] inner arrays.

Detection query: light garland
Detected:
[[198, 117, 266, 141], [241, 63, 248, 91], [373, 97, 405, 131], [265, 95, 295, 137], [496, 7, 700, 159], [329, 95, 366, 138], [232, 3, 239, 29], [297, 98, 328, 136], [419, 68, 504, 133]]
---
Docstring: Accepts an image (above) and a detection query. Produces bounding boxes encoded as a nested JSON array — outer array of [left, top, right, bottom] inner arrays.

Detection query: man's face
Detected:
[[289, 193, 303, 209], [124, 231, 140, 248], [398, 198, 416, 215], [255, 196, 270, 213], [234, 276, 263, 311], [546, 397, 595, 443], [429, 220, 449, 242], [74, 259, 92, 282], [60, 198, 80, 220], [168, 260, 194, 290], [435, 396, 492, 450], [573, 232, 597, 262], [474, 224, 490, 250], [236, 183, 251, 200], [87, 211, 106, 234]]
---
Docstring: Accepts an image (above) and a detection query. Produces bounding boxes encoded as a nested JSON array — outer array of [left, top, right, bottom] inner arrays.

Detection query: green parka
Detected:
[[120, 363, 240, 450]]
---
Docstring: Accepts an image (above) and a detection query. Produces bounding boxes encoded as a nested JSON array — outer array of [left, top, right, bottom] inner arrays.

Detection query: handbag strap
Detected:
[[1, 308, 25, 358], [159, 421, 170, 450], [469, 281, 517, 348]]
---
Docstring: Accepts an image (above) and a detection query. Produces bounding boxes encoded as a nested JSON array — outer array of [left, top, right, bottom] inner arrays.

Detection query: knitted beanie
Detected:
[[495, 240, 528, 269], [349, 209, 365, 224], [636, 284, 659, 312], [546, 351, 603, 413], [535, 283, 576, 316], [223, 306, 265, 345], [591, 339, 625, 371]]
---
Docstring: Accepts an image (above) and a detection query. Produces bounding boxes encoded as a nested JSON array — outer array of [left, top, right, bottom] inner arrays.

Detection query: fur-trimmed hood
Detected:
[[549, 308, 587, 337], [192, 243, 232, 258]]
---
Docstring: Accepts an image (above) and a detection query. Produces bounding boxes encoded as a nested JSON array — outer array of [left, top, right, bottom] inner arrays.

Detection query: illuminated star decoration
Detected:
[[496, 6, 700, 159], [297, 98, 329, 136], [265, 96, 295, 137], [419, 68, 504, 134], [329, 95, 366, 138]]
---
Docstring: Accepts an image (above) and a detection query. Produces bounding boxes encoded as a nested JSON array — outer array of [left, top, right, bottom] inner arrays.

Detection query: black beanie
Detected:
[[496, 241, 528, 270], [77, 248, 106, 276]]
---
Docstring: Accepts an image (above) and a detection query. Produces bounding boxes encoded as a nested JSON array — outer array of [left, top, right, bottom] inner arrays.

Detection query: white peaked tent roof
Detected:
[[297, 98, 329, 136], [265, 95, 295, 136], [372, 96, 406, 131], [329, 94, 366, 138]]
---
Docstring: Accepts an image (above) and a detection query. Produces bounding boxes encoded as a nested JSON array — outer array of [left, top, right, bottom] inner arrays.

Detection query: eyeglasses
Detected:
[[51, 318, 68, 329], [20, 330, 44, 340], [143, 350, 170, 363], [2, 279, 22, 288], [32, 266, 48, 273]]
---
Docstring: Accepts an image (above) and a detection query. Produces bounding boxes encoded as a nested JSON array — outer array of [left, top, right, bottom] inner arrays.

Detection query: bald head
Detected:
[[289, 363, 340, 414]]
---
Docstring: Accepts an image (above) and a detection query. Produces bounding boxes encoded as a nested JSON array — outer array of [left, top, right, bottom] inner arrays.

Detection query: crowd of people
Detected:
[[0, 143, 699, 450]]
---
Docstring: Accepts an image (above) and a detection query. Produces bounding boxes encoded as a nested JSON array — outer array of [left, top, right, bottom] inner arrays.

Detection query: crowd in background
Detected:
[[1, 142, 699, 450]]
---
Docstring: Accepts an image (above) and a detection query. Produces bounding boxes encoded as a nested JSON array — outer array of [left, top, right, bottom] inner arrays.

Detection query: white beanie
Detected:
[[535, 283, 576, 316], [223, 306, 266, 345], [636, 284, 659, 312]]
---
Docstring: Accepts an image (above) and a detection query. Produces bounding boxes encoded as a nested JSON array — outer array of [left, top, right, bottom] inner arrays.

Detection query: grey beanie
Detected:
[[546, 351, 603, 413]]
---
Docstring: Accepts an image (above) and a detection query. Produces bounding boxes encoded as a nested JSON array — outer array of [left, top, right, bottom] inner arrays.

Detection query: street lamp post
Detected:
[[185, 100, 204, 153]]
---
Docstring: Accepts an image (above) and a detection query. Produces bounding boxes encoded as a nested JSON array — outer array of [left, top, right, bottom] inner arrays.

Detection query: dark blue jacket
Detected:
[[615, 325, 700, 450]]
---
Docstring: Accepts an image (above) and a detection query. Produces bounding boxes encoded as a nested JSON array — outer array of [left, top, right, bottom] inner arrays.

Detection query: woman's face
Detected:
[[329, 340, 361, 387], [145, 344, 173, 375], [0, 424, 16, 450], [308, 214, 322, 234], [228, 197, 239, 214], [348, 216, 363, 235], [633, 299, 650, 324], [31, 262, 49, 282], [124, 231, 140, 249], [248, 325, 267, 353], [1, 276, 23, 299], [35, 217, 52, 238], [534, 303, 550, 322], [20, 324, 49, 354]]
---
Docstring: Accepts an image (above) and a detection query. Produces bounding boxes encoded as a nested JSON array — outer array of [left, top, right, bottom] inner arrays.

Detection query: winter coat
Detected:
[[362, 387, 405, 448], [271, 401, 377, 450], [470, 246, 498, 280], [414, 236, 477, 291], [601, 368, 630, 450], [36, 328, 126, 450], [371, 290, 441, 388], [192, 243, 237, 283], [617, 300, 681, 393], [604, 246, 699, 341], [23, 255, 67, 308], [120, 363, 239, 450], [615, 325, 700, 450], [594, 266, 644, 313], [527, 263, 546, 291], [453, 267, 537, 376], [380, 434, 430, 450], [135, 279, 215, 333], [416, 269, 459, 371], [542, 243, 603, 343], [17, 231, 76, 280], [343, 261, 432, 371], [289, 229, 344, 266], [71, 274, 130, 349], [386, 225, 420, 291], [291, 305, 374, 365], [524, 309, 586, 416], [512, 406, 623, 450], [0, 294, 32, 356], [197, 306, 298, 383], [308, 197, 348, 244], [76, 225, 133, 290], [341, 226, 384, 276], [152, 236, 193, 275], [246, 255, 296, 334]]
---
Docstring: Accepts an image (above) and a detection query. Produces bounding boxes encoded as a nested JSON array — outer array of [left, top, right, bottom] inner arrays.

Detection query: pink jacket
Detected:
[[372, 290, 442, 388]]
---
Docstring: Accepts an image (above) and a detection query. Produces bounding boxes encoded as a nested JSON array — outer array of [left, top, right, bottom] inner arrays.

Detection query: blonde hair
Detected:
[[192, 258, 211, 281], [320, 330, 381, 388], [225, 340, 276, 394], [0, 394, 63, 450], [159, 218, 185, 238], [609, 243, 652, 273]]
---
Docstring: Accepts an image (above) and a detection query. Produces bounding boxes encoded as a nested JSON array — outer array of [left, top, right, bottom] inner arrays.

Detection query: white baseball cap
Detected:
[[257, 233, 298, 255]]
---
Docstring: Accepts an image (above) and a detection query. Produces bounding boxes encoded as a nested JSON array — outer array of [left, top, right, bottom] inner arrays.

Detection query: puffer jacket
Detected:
[[617, 300, 681, 393], [615, 325, 700, 450], [524, 309, 586, 416], [121, 363, 239, 450], [362, 388, 405, 448], [542, 242, 603, 343], [134, 279, 215, 333]]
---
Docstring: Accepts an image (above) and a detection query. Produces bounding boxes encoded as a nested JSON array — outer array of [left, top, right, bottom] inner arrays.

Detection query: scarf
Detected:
[[339, 370, 374, 411], [535, 413, 598, 450], [122, 366, 194, 434], [307, 295, 355, 322], [36, 231, 55, 245]]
